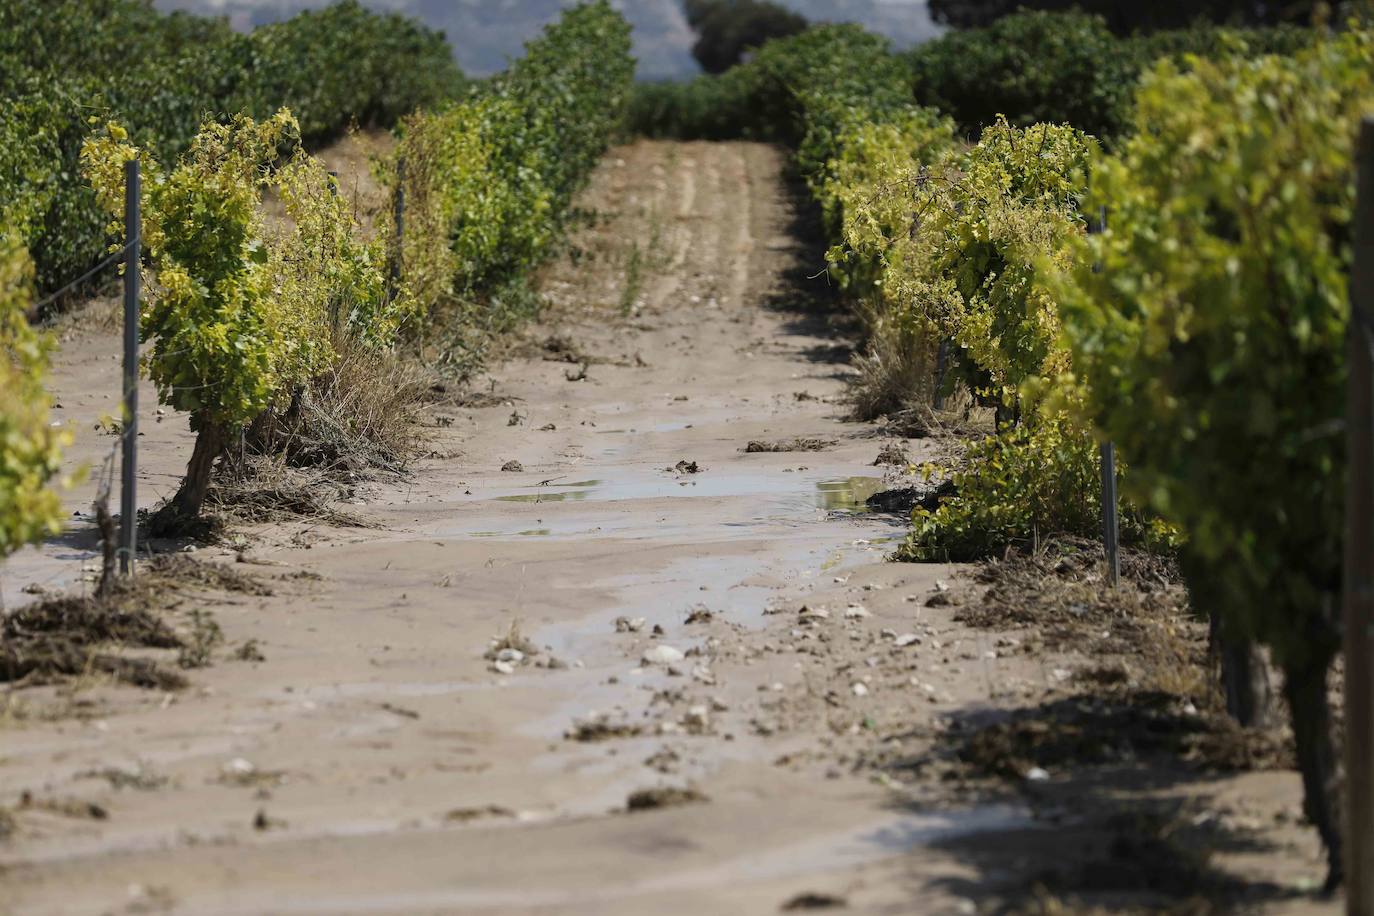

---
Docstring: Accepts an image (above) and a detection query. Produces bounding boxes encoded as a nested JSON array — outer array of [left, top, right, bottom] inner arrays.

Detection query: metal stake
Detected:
[[1344, 116, 1374, 916], [119, 159, 140, 576]]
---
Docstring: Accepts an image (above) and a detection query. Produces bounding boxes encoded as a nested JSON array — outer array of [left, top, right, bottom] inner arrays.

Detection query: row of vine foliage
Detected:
[[0, 0, 466, 295], [0, 2, 633, 549], [634, 15, 1370, 888], [629, 10, 1315, 145]]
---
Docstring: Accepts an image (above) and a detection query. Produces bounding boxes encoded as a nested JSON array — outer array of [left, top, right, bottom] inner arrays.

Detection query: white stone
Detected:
[[641, 645, 686, 666]]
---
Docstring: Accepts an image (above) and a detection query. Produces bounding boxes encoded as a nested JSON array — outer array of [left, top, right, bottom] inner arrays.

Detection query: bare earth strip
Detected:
[[0, 141, 1338, 915]]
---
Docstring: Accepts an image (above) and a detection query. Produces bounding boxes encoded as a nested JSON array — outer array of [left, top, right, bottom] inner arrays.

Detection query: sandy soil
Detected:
[[0, 140, 1343, 915]]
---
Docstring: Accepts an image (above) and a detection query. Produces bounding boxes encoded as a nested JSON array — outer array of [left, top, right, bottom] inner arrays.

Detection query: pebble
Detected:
[[851, 683, 869, 697], [844, 604, 870, 619], [495, 649, 524, 664], [894, 633, 921, 647], [492, 661, 516, 675], [642, 645, 686, 666], [1025, 767, 1050, 782]]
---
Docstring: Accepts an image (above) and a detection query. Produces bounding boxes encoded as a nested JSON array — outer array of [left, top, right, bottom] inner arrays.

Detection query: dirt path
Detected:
[[0, 141, 1338, 915]]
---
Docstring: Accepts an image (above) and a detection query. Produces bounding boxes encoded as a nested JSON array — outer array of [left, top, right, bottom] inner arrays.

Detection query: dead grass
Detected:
[[848, 314, 938, 422], [249, 336, 431, 477], [206, 457, 375, 529]]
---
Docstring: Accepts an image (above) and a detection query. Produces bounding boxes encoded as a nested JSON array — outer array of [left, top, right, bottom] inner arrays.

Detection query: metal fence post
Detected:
[[1089, 206, 1120, 587], [1099, 440, 1120, 587], [119, 159, 140, 576], [932, 338, 950, 411], [390, 156, 405, 296], [1344, 116, 1374, 916]]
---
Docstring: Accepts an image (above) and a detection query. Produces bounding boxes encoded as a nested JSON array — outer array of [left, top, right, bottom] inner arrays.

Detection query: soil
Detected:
[[0, 140, 1342, 915]]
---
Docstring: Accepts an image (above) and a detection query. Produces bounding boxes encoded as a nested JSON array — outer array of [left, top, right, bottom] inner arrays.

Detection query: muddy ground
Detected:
[[0, 139, 1341, 915]]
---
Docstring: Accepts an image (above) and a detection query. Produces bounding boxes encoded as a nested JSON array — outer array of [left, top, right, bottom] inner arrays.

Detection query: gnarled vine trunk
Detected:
[[149, 421, 227, 536], [1210, 611, 1276, 728], [1283, 653, 1343, 892]]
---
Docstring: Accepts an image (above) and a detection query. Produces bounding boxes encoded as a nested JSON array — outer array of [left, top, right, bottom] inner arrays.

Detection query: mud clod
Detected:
[[781, 892, 848, 910], [625, 786, 707, 812]]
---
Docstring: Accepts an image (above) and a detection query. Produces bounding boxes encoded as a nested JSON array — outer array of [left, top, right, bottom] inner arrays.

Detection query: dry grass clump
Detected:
[[848, 312, 938, 422], [250, 336, 432, 477], [206, 456, 374, 530]]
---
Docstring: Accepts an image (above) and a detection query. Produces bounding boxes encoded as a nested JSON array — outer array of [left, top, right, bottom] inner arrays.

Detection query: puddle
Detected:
[[495, 491, 592, 503], [470, 529, 553, 538], [815, 477, 886, 513]]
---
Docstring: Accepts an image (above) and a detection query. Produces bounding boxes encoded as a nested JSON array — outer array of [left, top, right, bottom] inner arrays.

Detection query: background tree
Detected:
[[926, 0, 1325, 32], [684, 0, 809, 74]]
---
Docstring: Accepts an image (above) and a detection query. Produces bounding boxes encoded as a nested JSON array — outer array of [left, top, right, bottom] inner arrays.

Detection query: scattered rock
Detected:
[[540, 423, 557, 431], [642, 645, 686, 666], [894, 633, 921, 648], [669, 459, 701, 474], [645, 747, 681, 773], [501, 460, 523, 473], [252, 808, 284, 831], [615, 616, 647, 633], [844, 605, 871, 620], [682, 705, 710, 733]]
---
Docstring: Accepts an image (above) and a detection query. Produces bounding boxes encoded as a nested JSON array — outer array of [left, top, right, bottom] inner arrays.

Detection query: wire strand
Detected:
[[31, 240, 137, 314]]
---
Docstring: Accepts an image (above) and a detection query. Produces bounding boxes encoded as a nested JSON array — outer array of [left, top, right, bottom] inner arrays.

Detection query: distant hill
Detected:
[[152, 0, 940, 81]]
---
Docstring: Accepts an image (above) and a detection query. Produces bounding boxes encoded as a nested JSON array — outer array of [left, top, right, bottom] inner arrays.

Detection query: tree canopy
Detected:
[[684, 0, 809, 74], [926, 0, 1325, 32]]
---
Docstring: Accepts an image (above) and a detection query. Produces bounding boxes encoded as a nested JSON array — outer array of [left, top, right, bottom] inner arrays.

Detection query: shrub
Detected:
[[908, 11, 1135, 139], [82, 113, 341, 530], [907, 10, 1319, 141], [901, 414, 1169, 561], [684, 0, 809, 75], [1048, 31, 1374, 885], [0, 0, 464, 296], [389, 1, 633, 311], [0, 238, 67, 557]]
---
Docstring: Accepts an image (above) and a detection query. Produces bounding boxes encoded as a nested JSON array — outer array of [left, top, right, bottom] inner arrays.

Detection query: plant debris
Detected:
[[872, 442, 909, 466], [0, 555, 265, 689], [566, 714, 644, 742], [744, 438, 836, 453]]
